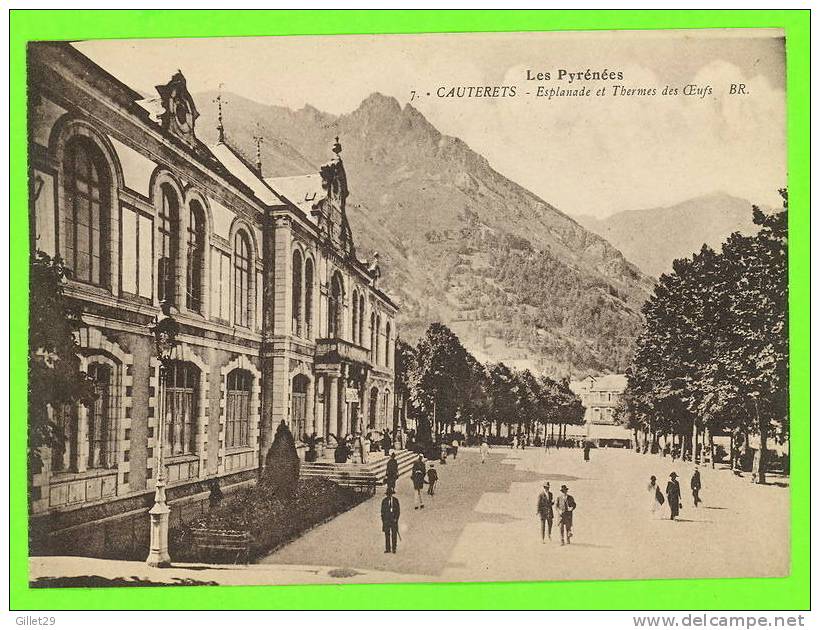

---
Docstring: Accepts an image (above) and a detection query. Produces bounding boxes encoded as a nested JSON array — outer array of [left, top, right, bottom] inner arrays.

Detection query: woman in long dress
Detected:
[[648, 475, 663, 517]]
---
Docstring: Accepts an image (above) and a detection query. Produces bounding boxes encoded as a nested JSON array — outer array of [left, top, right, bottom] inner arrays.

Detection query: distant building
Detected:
[[569, 374, 631, 447]]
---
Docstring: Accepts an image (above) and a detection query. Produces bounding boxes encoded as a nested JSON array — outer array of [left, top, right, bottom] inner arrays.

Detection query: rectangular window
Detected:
[[138, 215, 153, 298], [220, 252, 231, 321], [226, 370, 252, 449], [120, 207, 153, 299], [121, 207, 138, 294], [165, 362, 199, 457], [87, 362, 118, 469], [210, 248, 232, 322], [51, 402, 78, 473], [33, 171, 56, 256], [256, 270, 263, 331]]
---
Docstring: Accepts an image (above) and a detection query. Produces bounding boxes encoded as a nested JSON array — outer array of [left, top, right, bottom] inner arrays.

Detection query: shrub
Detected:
[[176, 478, 365, 561], [260, 421, 300, 499]]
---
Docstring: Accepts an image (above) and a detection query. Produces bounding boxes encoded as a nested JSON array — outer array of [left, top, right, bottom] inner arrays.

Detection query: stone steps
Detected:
[[301, 449, 417, 487]]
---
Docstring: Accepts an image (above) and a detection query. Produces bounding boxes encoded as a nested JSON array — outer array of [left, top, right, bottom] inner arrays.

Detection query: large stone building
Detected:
[[27, 42, 398, 556], [569, 374, 632, 447]]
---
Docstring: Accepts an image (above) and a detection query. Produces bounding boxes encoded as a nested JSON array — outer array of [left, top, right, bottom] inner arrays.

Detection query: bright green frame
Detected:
[[9, 9, 810, 610]]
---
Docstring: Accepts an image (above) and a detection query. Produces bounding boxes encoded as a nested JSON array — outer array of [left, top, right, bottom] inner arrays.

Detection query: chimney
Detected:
[[254, 129, 264, 175]]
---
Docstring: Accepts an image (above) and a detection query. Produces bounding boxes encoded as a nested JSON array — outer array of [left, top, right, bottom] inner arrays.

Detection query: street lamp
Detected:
[[146, 300, 179, 567]]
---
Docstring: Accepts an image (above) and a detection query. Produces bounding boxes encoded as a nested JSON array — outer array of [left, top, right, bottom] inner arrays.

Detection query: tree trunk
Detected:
[[691, 421, 699, 464], [708, 428, 715, 469], [756, 412, 768, 485]]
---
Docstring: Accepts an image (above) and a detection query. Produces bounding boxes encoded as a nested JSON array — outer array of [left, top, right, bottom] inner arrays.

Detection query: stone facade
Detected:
[[569, 374, 627, 424], [27, 42, 398, 557]]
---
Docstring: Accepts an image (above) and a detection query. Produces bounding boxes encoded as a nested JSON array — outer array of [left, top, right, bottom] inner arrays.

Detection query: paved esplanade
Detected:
[[263, 447, 789, 582]]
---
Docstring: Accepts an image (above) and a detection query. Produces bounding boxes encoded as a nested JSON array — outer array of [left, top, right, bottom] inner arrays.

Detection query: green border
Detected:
[[9, 9, 810, 610]]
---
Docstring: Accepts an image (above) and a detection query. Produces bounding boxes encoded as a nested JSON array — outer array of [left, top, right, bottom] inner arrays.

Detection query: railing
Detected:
[[314, 337, 371, 366]]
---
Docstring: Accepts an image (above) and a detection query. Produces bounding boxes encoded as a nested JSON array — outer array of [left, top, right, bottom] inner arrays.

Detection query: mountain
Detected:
[[574, 193, 759, 278], [195, 91, 655, 376]]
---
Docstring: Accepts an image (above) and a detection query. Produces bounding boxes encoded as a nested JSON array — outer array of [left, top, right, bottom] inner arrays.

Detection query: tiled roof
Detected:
[[209, 141, 281, 207], [264, 174, 324, 223]]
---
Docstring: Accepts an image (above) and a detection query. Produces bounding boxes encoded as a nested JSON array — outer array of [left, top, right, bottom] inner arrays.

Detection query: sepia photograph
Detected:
[[25, 27, 790, 589]]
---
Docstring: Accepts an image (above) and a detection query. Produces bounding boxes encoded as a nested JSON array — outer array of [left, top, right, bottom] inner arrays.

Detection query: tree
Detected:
[[394, 338, 415, 431], [460, 354, 490, 436], [624, 191, 789, 481], [408, 323, 471, 440], [28, 251, 96, 482], [486, 362, 517, 437]]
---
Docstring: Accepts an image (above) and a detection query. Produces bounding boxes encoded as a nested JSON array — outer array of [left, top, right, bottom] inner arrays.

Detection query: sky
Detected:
[[76, 30, 786, 219]]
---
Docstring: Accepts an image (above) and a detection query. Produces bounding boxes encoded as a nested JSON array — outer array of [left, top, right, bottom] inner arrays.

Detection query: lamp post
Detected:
[[146, 300, 179, 567]]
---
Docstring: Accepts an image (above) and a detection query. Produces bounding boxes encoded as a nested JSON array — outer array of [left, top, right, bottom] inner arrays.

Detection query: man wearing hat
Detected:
[[536, 481, 555, 542], [380, 487, 401, 553], [666, 472, 682, 520], [555, 484, 576, 545], [385, 451, 399, 494]]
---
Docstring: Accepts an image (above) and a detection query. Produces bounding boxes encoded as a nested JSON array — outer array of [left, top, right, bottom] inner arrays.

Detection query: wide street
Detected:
[[263, 446, 789, 584]]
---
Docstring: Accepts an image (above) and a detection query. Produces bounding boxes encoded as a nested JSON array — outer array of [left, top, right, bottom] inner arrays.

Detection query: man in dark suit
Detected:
[[385, 452, 399, 493], [536, 481, 554, 542], [381, 487, 401, 553], [690, 468, 702, 507], [666, 472, 682, 520], [555, 484, 576, 545]]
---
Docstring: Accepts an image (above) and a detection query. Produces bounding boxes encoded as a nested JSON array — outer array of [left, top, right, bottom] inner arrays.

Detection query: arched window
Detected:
[[304, 258, 314, 339], [165, 361, 199, 456], [226, 369, 252, 449], [87, 362, 118, 469], [385, 321, 392, 368], [63, 138, 111, 286], [383, 389, 390, 426], [328, 272, 344, 338], [368, 387, 379, 429], [351, 289, 359, 344], [291, 375, 310, 441], [292, 249, 303, 336], [186, 201, 205, 313], [158, 184, 180, 305], [233, 231, 251, 328], [370, 312, 376, 362], [358, 294, 365, 345], [375, 314, 382, 366]]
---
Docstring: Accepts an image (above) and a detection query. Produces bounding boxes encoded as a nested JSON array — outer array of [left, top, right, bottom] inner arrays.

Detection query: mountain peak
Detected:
[[357, 92, 402, 114]]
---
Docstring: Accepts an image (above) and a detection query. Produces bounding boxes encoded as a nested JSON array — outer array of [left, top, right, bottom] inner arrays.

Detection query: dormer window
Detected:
[[155, 70, 199, 147]]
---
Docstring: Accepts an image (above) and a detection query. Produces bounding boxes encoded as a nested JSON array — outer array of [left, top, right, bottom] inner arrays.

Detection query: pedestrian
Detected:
[[380, 487, 400, 553], [666, 472, 682, 520], [411, 454, 426, 509], [583, 442, 591, 462], [536, 481, 554, 543], [691, 468, 702, 507], [426, 463, 439, 495], [382, 431, 392, 456], [385, 451, 399, 494], [512, 434, 518, 450], [555, 484, 576, 545], [480, 439, 490, 464], [439, 442, 448, 464], [648, 475, 664, 517], [451, 437, 459, 459]]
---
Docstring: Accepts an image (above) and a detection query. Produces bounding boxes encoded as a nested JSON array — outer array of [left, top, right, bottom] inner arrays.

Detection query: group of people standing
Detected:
[[332, 429, 402, 464], [380, 452, 446, 554], [536, 481, 577, 545], [648, 469, 703, 520]]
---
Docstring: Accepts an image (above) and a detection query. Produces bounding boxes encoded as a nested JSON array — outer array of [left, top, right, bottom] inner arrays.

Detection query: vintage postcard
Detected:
[[26, 28, 789, 588]]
